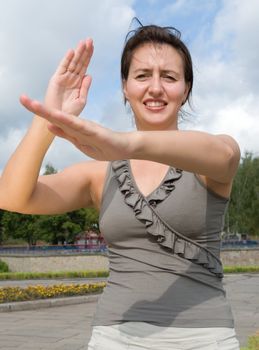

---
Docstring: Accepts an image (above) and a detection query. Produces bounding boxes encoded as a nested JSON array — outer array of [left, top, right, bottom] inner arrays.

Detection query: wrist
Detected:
[[30, 116, 55, 143]]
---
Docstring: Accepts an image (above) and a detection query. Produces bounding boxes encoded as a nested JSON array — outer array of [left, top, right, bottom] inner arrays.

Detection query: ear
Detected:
[[183, 82, 190, 104], [122, 79, 129, 101]]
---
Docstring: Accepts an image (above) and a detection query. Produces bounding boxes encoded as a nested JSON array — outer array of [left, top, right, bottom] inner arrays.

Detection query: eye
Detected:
[[163, 75, 177, 82], [135, 73, 151, 81]]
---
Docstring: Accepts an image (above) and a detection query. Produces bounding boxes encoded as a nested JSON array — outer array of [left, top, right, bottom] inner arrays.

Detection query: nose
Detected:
[[148, 75, 163, 96]]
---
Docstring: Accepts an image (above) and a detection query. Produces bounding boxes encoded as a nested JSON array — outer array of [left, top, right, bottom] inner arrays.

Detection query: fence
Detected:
[[221, 239, 259, 250], [1, 240, 259, 256], [0, 243, 108, 256]]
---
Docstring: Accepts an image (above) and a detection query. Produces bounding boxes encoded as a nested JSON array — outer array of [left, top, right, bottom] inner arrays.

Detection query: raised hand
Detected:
[[44, 39, 94, 116], [20, 96, 132, 161]]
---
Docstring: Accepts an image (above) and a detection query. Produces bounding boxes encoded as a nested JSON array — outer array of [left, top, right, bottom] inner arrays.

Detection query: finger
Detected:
[[20, 94, 100, 150], [73, 39, 93, 76], [55, 49, 75, 75], [77, 38, 94, 76], [20, 94, 95, 138], [20, 94, 44, 115], [49, 119, 104, 161], [67, 40, 86, 74], [48, 119, 97, 155], [79, 75, 92, 103], [47, 110, 100, 145], [20, 94, 31, 107], [74, 47, 88, 75], [20, 94, 50, 118], [20, 94, 71, 126]]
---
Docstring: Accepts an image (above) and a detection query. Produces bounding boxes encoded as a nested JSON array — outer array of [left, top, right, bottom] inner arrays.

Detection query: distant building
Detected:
[[75, 231, 107, 251]]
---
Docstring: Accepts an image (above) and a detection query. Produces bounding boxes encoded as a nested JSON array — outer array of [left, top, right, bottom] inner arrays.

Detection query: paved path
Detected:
[[224, 273, 259, 347], [0, 274, 258, 349]]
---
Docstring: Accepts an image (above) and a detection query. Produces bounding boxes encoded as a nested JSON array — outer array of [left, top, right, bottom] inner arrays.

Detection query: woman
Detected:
[[0, 24, 240, 349]]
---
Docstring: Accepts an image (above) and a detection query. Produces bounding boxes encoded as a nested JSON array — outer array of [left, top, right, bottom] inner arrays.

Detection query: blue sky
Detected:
[[134, 0, 221, 38], [0, 0, 259, 171]]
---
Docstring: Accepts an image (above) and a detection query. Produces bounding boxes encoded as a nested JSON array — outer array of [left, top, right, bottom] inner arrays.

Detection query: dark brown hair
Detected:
[[121, 23, 193, 106]]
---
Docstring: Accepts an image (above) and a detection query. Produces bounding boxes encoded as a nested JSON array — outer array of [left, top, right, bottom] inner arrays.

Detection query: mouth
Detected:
[[143, 99, 167, 110]]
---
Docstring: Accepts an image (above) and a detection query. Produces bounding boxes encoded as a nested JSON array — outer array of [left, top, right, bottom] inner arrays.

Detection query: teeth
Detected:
[[145, 101, 165, 107]]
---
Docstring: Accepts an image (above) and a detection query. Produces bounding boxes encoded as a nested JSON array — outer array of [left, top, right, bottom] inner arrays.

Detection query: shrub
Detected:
[[0, 260, 9, 273], [0, 282, 106, 303], [241, 331, 259, 350]]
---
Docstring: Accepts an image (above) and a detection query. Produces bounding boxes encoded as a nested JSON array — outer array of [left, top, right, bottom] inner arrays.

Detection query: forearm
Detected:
[[0, 116, 54, 211], [130, 130, 239, 183], [17, 97, 240, 183]]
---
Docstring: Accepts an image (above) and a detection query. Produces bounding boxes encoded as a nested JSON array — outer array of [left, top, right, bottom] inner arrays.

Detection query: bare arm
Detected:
[[132, 130, 240, 184], [0, 160, 106, 215], [17, 100, 241, 185], [0, 39, 95, 214]]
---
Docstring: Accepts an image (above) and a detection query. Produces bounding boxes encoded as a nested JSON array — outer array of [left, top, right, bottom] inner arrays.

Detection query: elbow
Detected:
[[212, 134, 240, 183], [0, 190, 31, 214], [221, 143, 240, 183], [0, 198, 24, 213]]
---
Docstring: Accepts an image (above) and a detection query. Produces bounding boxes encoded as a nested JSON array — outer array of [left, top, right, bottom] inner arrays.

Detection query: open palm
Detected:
[[44, 39, 93, 116]]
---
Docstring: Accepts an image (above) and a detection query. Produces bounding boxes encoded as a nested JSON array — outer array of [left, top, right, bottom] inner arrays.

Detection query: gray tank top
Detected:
[[93, 160, 234, 328]]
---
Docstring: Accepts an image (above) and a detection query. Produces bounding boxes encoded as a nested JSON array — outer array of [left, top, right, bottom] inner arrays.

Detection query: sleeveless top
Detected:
[[93, 160, 234, 328]]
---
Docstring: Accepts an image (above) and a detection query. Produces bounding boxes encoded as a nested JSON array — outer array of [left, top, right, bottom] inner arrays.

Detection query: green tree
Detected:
[[44, 163, 58, 175], [0, 209, 6, 245], [0, 163, 100, 246], [84, 208, 99, 232], [36, 208, 99, 245], [0, 163, 59, 246], [36, 214, 80, 245], [1, 211, 41, 246], [37, 165, 93, 244], [227, 152, 259, 237]]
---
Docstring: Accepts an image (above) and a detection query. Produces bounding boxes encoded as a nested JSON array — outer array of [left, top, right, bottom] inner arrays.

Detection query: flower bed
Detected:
[[241, 331, 259, 350], [0, 282, 106, 303]]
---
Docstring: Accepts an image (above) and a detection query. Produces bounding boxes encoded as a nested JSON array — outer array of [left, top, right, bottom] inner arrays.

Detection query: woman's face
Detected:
[[123, 43, 189, 131]]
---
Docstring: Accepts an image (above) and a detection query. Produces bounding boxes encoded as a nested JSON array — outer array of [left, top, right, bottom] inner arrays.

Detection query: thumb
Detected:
[[79, 75, 92, 103]]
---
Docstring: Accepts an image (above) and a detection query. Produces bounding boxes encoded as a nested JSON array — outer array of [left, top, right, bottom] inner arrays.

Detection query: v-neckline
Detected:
[[127, 160, 171, 200]]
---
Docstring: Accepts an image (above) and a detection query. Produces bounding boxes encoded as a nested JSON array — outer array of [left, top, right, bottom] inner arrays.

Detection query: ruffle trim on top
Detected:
[[112, 160, 223, 278]]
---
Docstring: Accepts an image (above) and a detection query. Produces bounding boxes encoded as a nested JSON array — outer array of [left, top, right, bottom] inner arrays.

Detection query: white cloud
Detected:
[[190, 0, 259, 155], [0, 0, 135, 171], [1, 0, 259, 173], [100, 90, 134, 131], [42, 138, 90, 172], [0, 0, 135, 123], [213, 0, 259, 91], [0, 128, 26, 173]]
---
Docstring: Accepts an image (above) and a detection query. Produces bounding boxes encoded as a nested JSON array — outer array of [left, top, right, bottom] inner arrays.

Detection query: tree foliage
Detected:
[[0, 209, 7, 245], [227, 152, 259, 237], [1, 156, 258, 246], [0, 163, 99, 246], [43, 163, 58, 175], [1, 212, 41, 246]]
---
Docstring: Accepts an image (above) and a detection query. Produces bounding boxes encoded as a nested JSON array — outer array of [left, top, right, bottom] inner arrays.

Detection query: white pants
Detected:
[[87, 322, 240, 349]]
